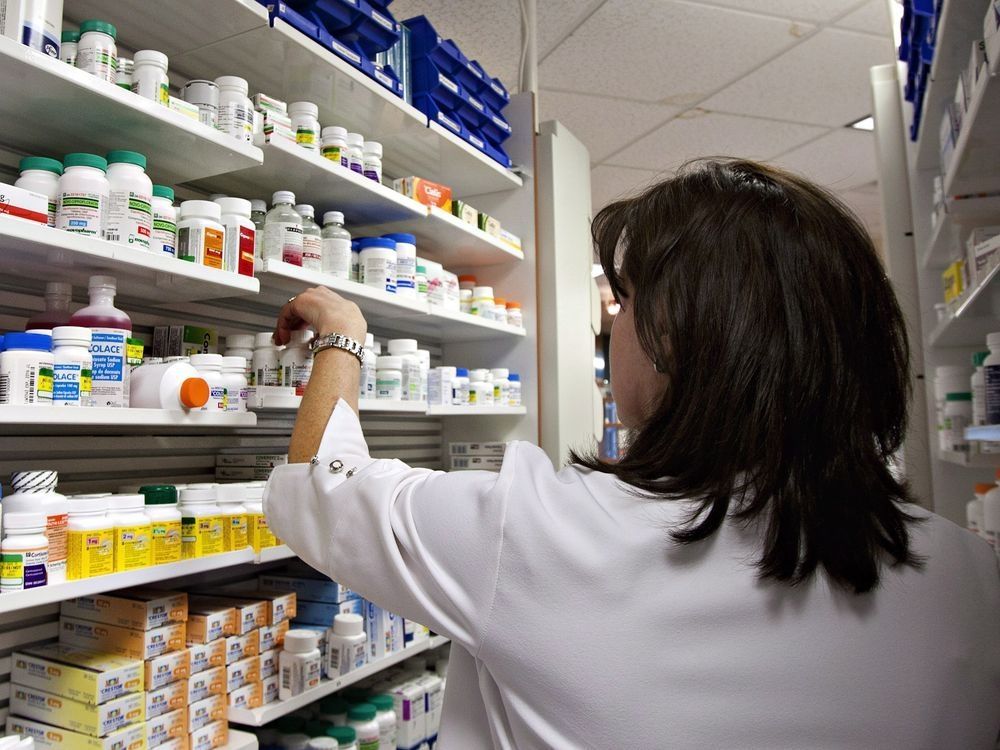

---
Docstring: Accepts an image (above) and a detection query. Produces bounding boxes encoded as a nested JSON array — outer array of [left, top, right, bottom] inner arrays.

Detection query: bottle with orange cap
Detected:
[[129, 360, 211, 410], [969, 483, 993, 538]]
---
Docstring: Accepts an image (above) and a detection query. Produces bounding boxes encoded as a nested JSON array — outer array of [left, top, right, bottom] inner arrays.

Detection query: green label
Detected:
[[129, 197, 152, 214], [154, 219, 176, 232], [62, 196, 100, 209]]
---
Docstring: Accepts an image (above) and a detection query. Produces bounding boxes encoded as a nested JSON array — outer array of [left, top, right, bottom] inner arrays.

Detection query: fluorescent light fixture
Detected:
[[606, 301, 621, 316], [594, 356, 606, 371], [592, 263, 604, 278], [848, 116, 874, 131]]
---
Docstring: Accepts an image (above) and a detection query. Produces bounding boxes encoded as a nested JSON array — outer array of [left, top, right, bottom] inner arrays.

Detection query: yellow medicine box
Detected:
[[146, 679, 188, 719], [10, 684, 144, 737], [12, 644, 143, 705], [188, 694, 225, 733], [61, 590, 188, 631], [145, 649, 191, 691], [943, 260, 965, 303], [187, 666, 225, 704], [189, 720, 228, 750], [188, 638, 226, 674], [6, 715, 147, 750], [60, 617, 186, 661]]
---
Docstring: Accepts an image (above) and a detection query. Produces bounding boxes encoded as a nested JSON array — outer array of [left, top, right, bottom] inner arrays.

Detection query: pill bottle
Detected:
[[296, 204, 323, 271], [60, 29, 79, 65], [319, 697, 350, 725], [182, 79, 219, 128], [459, 288, 472, 314], [132, 49, 169, 105], [0, 333, 53, 405], [16, 156, 62, 226], [307, 739, 338, 750], [252, 331, 282, 389], [105, 150, 153, 250], [280, 630, 322, 700], [358, 333, 376, 401], [347, 704, 380, 750], [969, 484, 989, 538], [66, 496, 114, 579], [222, 356, 248, 412], [508, 373, 521, 406], [369, 694, 397, 750], [983, 473, 1000, 550], [424, 260, 445, 306], [281, 330, 314, 397], [216, 197, 256, 276], [326, 613, 367, 677], [492, 298, 507, 325], [150, 185, 178, 256], [351, 240, 361, 282], [140, 485, 182, 565], [321, 126, 348, 167], [216, 483, 249, 552], [5, 470, 68, 583], [51, 326, 92, 407], [415, 262, 428, 300], [116, 57, 133, 89], [108, 494, 152, 571], [289, 102, 320, 151], [321, 211, 351, 279], [56, 152, 109, 237], [225, 335, 254, 371], [26, 282, 72, 330], [359, 237, 397, 294], [490, 368, 510, 405], [177, 200, 225, 269], [428, 366, 456, 405], [470, 286, 494, 318], [984, 333, 1000, 425], [264, 191, 303, 265], [452, 368, 470, 405], [216, 76, 254, 143], [326, 727, 358, 750], [69, 275, 131, 407], [383, 234, 416, 297], [942, 392, 973, 453], [386, 339, 420, 401], [0, 513, 49, 591], [442, 271, 460, 310], [346, 133, 365, 174], [76, 19, 117, 83], [250, 199, 267, 263], [375, 356, 403, 401], [190, 353, 227, 411], [468, 375, 493, 407], [245, 481, 279, 552], [506, 301, 523, 328], [362, 142, 382, 183], [129, 360, 209, 410], [458, 275, 477, 294], [179, 485, 224, 558]]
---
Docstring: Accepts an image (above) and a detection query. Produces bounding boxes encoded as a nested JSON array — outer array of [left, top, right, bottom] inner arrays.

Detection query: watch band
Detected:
[[309, 332, 365, 365]]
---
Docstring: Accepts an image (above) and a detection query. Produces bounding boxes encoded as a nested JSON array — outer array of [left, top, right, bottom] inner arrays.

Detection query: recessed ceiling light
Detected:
[[848, 116, 874, 131], [592, 263, 604, 278]]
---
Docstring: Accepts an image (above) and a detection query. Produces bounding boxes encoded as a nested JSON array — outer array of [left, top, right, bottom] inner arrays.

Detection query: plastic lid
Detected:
[[69, 496, 108, 514], [216, 483, 248, 504], [180, 485, 217, 503], [3, 332, 51, 352], [490, 368, 509, 379], [945, 392, 972, 401], [190, 353, 224, 370], [45, 281, 72, 297], [376, 356, 403, 370], [470, 369, 490, 382], [216, 197, 252, 217], [134, 49, 168, 67], [140, 485, 178, 505], [11, 470, 58, 493], [88, 274, 117, 292], [369, 694, 394, 712], [152, 184, 174, 201], [332, 613, 363, 636], [305, 737, 337, 750], [382, 232, 415, 245], [346, 132, 364, 146], [180, 200, 222, 221], [2, 512, 46, 531], [254, 332, 275, 348], [226, 334, 254, 350], [363, 141, 382, 157], [108, 493, 145, 511], [472, 286, 494, 297], [288, 329, 314, 346], [455, 367, 469, 377], [221, 354, 247, 369], [215, 75, 249, 93], [79, 19, 117, 38], [284, 629, 319, 654], [493, 297, 506, 306], [357, 237, 395, 251], [294, 204, 315, 218], [988, 332, 1000, 349], [272, 190, 296, 205], [288, 101, 319, 117], [973, 351, 990, 367], [975, 483, 994, 495], [61, 30, 80, 42], [63, 152, 107, 171], [507, 301, 521, 308], [179, 377, 210, 408], [323, 211, 345, 225], [19, 156, 62, 175], [458, 275, 477, 284], [509, 373, 520, 381], [387, 338, 417, 354], [51, 326, 91, 346], [351, 241, 360, 250], [251, 199, 267, 213], [320, 696, 351, 714], [106, 150, 147, 169], [364, 333, 374, 348], [325, 727, 356, 744], [347, 704, 376, 722], [322, 126, 347, 139]]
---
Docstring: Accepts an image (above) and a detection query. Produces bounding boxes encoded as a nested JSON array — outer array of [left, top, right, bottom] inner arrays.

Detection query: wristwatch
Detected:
[[309, 332, 365, 365]]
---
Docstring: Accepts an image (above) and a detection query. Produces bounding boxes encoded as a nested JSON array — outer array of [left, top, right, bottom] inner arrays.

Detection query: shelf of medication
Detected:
[[0, 35, 263, 185], [928, 259, 1000, 348], [227, 636, 451, 726], [256, 544, 296, 564], [251, 388, 428, 414], [427, 405, 527, 416], [942, 51, 1000, 196], [0, 406, 258, 429], [922, 195, 1000, 270], [224, 729, 260, 750], [938, 449, 1000, 466], [0, 216, 260, 303]]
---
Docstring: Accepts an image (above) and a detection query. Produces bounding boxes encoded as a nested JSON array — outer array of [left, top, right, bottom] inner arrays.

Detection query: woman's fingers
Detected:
[[273, 287, 366, 345]]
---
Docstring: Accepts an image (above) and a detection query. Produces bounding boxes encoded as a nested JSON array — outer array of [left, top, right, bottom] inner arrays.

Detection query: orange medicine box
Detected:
[[259, 620, 290, 653], [226, 655, 260, 693], [186, 604, 236, 644], [146, 706, 186, 747], [145, 649, 191, 691], [216, 585, 296, 625], [12, 644, 143, 704], [189, 596, 264, 635], [225, 630, 259, 665], [61, 590, 188, 630], [60, 617, 186, 661], [228, 681, 262, 711], [392, 176, 452, 212], [187, 666, 225, 704], [188, 694, 225, 732], [188, 639, 226, 674], [189, 720, 228, 750], [146, 678, 188, 719]]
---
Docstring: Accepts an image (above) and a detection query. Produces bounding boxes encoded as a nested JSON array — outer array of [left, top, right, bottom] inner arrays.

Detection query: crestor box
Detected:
[[6, 715, 147, 750], [189, 638, 226, 674], [12, 644, 143, 705], [59, 617, 186, 661], [61, 590, 188, 630], [10, 684, 144, 737]]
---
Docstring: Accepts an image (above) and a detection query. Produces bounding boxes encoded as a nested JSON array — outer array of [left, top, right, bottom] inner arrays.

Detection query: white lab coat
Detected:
[[265, 400, 1000, 749]]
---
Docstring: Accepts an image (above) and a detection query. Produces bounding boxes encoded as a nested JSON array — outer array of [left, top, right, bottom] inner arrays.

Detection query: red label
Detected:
[[238, 227, 255, 276], [0, 203, 47, 224]]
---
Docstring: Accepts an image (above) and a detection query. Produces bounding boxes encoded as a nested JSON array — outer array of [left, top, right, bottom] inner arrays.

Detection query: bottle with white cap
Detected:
[[190, 353, 227, 411], [386, 339, 421, 402], [216, 483, 249, 551], [108, 494, 153, 571], [251, 199, 267, 264], [321, 211, 352, 279], [362, 141, 382, 182], [216, 76, 254, 143], [52, 326, 93, 407], [3, 470, 69, 584], [359, 333, 376, 401], [253, 332, 282, 390], [0, 512, 49, 591], [281, 330, 314, 397], [221, 356, 248, 412], [69, 275, 132, 408], [280, 630, 322, 700], [245, 481, 280, 552], [289, 101, 320, 151], [132, 49, 170, 104], [215, 197, 256, 276], [140, 485, 183, 565], [177, 200, 225, 269], [296, 204, 323, 271], [490, 368, 510, 406], [263, 191, 303, 266], [346, 133, 365, 174], [66, 495, 114, 579], [25, 281, 73, 330], [179, 484, 224, 558], [225, 334, 255, 387], [129, 360, 210, 410], [326, 613, 368, 677]]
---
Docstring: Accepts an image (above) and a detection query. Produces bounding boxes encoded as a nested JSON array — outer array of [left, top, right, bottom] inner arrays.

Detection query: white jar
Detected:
[[383, 233, 416, 297], [225, 335, 255, 388], [5, 470, 68, 584], [245, 482, 279, 552], [16, 156, 62, 227], [359, 238, 396, 293], [326, 613, 367, 677], [0, 332, 53, 405], [508, 373, 521, 406], [215, 76, 254, 143], [346, 133, 365, 174], [452, 368, 470, 406], [347, 705, 380, 750], [0, 513, 49, 592], [222, 356, 248, 412], [470, 286, 495, 318], [459, 288, 473, 314], [190, 353, 226, 411], [76, 19, 117, 83], [327, 728, 358, 750], [296, 204, 323, 271], [376, 356, 403, 401], [177, 200, 225, 269], [253, 332, 282, 388], [387, 339, 420, 401], [321, 126, 348, 167], [263, 191, 303, 266], [108, 494, 152, 571], [179, 485, 224, 558], [105, 150, 153, 251], [417, 349, 430, 402], [151, 185, 178, 256], [415, 262, 428, 300], [321, 211, 352, 279], [492, 299, 508, 325], [363, 141, 382, 182], [66, 495, 114, 579], [306, 739, 338, 750], [424, 260, 445, 306], [942, 393, 972, 453], [490, 368, 510, 405], [369, 695, 397, 750], [182, 79, 219, 128], [281, 331, 313, 396], [129, 360, 210, 410], [469, 379, 494, 407], [506, 302, 523, 328], [359, 333, 376, 401], [132, 49, 169, 105], [52, 326, 93, 407], [60, 30, 79, 66], [280, 630, 322, 700], [115, 57, 133, 89], [215, 197, 256, 275], [216, 483, 249, 551], [289, 101, 320, 151], [56, 152, 110, 237], [428, 366, 456, 405], [140, 485, 183, 565]]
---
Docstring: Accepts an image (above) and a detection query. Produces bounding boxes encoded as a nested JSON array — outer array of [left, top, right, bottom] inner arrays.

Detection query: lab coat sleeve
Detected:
[[263, 398, 516, 654]]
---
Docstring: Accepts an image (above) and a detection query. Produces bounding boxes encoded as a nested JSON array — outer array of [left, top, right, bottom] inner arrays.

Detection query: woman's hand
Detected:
[[273, 286, 367, 345]]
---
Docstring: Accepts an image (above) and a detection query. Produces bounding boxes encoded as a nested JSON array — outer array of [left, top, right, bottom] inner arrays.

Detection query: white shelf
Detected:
[[360, 399, 429, 413], [224, 729, 259, 750], [938, 448, 1000, 466], [0, 35, 262, 185], [426, 306, 527, 339], [966, 425, 1000, 441], [923, 195, 1000, 270], [256, 545, 296, 564], [0, 216, 260, 302], [427, 405, 526, 416], [928, 241, 1000, 348], [0, 406, 257, 428], [0, 549, 256, 614], [252, 388, 427, 414], [228, 636, 450, 726], [943, 59, 1000, 195]]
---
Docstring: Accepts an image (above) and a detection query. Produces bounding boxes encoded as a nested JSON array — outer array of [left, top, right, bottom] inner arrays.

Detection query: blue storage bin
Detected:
[[414, 94, 467, 137], [281, 0, 362, 32], [452, 49, 485, 95], [456, 91, 492, 131], [354, 1, 400, 57], [265, 2, 324, 43], [282, 0, 399, 56], [464, 129, 512, 169], [910, 0, 934, 16], [480, 105, 512, 147], [411, 56, 466, 111], [479, 75, 510, 113]]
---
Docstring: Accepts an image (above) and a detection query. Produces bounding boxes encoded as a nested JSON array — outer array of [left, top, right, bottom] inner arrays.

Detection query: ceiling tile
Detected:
[[539, 90, 679, 162], [837, 183, 884, 239], [769, 128, 878, 191], [834, 0, 892, 35], [604, 110, 828, 169], [538, 0, 607, 57], [591, 164, 664, 210], [540, 0, 814, 103], [684, 0, 861, 22], [702, 28, 894, 126]]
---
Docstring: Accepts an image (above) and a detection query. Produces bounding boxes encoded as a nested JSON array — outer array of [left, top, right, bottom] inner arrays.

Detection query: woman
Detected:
[[265, 159, 1000, 749]]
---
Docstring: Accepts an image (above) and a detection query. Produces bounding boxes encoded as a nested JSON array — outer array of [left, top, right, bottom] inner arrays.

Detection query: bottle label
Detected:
[[248, 513, 278, 552], [285, 361, 313, 396], [258, 363, 281, 388], [218, 102, 254, 142], [321, 237, 351, 279], [238, 226, 255, 276], [363, 167, 380, 182], [151, 520, 182, 564], [182, 515, 224, 557], [0, 548, 48, 591], [987, 365, 1000, 425], [76, 47, 116, 82], [44, 513, 68, 577], [105, 190, 152, 249], [67, 528, 114, 579], [350, 157, 364, 175], [209, 385, 227, 411], [321, 145, 344, 163], [296, 127, 318, 147], [402, 362, 421, 402], [153, 214, 177, 256], [53, 362, 91, 406], [302, 235, 322, 270], [362, 256, 396, 294], [178, 226, 224, 267], [114, 524, 151, 571], [263, 222, 303, 265], [376, 377, 401, 401], [396, 255, 416, 290], [90, 329, 129, 407], [46, 199, 56, 227], [223, 514, 248, 551], [57, 192, 105, 236]]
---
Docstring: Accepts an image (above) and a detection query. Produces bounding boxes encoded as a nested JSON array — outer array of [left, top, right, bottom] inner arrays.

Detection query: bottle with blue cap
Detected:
[[0, 332, 53, 405], [382, 233, 416, 297], [357, 237, 397, 294]]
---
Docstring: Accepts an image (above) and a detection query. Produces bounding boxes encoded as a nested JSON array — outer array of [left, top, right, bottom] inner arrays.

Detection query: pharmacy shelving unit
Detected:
[[225, 729, 260, 750]]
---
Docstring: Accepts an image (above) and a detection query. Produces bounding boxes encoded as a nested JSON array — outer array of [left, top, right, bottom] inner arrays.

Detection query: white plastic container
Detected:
[[69, 275, 133, 408], [151, 185, 178, 256], [226, 334, 255, 384], [4, 470, 68, 584], [56, 152, 109, 237], [115, 57, 132, 89], [182, 79, 219, 128], [322, 126, 348, 167], [983, 477, 1000, 553], [347, 705, 380, 750], [216, 483, 249, 551], [281, 330, 314, 396], [60, 29, 79, 65], [470, 286, 495, 319], [415, 262, 428, 301], [369, 694, 397, 750], [75, 19, 117, 83], [280, 630, 322, 700], [346, 133, 365, 174], [177, 200, 226, 269], [0, 513, 49, 591], [108, 494, 152, 571], [376, 356, 403, 401], [16, 156, 62, 227], [105, 150, 153, 251], [289, 101, 320, 151], [216, 76, 254, 143], [216, 197, 256, 276], [253, 332, 282, 388], [190, 353, 226, 411], [490, 368, 510, 406], [506, 302, 523, 328], [222, 356, 249, 412], [321, 211, 352, 279], [428, 366, 456, 406], [245, 481, 278, 552], [968, 484, 990, 537], [132, 49, 169, 105], [251, 199, 267, 263], [296, 204, 323, 271], [326, 613, 367, 677], [469, 378, 494, 407], [387, 339, 421, 401], [179, 485, 224, 558], [359, 333, 376, 400], [941, 393, 972, 453], [52, 326, 92, 407], [363, 141, 382, 182], [66, 495, 114, 579], [0, 333, 54, 405], [452, 368, 470, 406], [358, 238, 396, 293], [129, 360, 210, 410], [140, 485, 183, 565], [384, 233, 416, 297], [263, 191, 303, 266], [508, 373, 521, 406]]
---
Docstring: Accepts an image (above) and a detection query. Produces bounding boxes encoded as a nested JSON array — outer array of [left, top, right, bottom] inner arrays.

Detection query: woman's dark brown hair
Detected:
[[574, 158, 921, 594]]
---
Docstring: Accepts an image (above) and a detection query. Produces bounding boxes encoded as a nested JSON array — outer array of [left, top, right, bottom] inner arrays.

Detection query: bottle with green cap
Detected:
[[56, 153, 109, 237], [318, 696, 350, 725], [325, 726, 358, 750], [60, 30, 80, 65], [16, 157, 63, 227], [139, 485, 182, 564], [346, 704, 379, 750], [151, 185, 178, 256], [369, 694, 397, 750], [104, 151, 152, 251], [76, 20, 118, 83]]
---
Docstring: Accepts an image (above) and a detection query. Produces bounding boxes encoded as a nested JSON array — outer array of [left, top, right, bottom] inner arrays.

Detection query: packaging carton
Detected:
[[188, 639, 226, 674], [189, 720, 227, 750], [146, 679, 188, 719], [0, 182, 50, 225], [227, 681, 262, 711], [10, 684, 144, 737], [259, 574, 357, 604], [393, 177, 452, 212], [60, 617, 185, 661], [61, 590, 188, 631], [146, 707, 186, 748], [186, 604, 236, 644], [189, 596, 264, 635], [186, 666, 225, 704], [12, 644, 143, 705], [226, 655, 260, 693], [225, 630, 260, 665], [259, 620, 290, 653], [187, 694, 225, 733], [6, 715, 146, 750], [144, 650, 191, 691]]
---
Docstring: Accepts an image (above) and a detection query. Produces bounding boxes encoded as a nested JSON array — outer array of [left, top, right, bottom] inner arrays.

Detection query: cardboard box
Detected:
[[189, 596, 264, 635], [226, 655, 260, 693], [61, 590, 188, 631], [146, 679, 188, 719], [144, 650, 191, 691], [214, 466, 273, 481], [60, 618, 185, 661], [186, 666, 225, 705], [259, 575, 358, 604], [168, 95, 200, 121], [943, 260, 966, 303], [393, 176, 452, 212], [448, 441, 506, 457], [364, 602, 392, 661], [295, 598, 363, 626], [153, 738, 185, 750], [451, 200, 478, 226], [215, 586, 296, 625], [258, 649, 278, 680], [6, 715, 147, 750], [188, 638, 226, 674], [973, 234, 1000, 284], [261, 674, 280, 705], [499, 228, 522, 254], [225, 630, 260, 665], [186, 604, 236, 644], [449, 455, 504, 471], [187, 694, 225, 733], [0, 181, 49, 225], [227, 681, 262, 711], [477, 212, 501, 238], [215, 454, 287, 469], [11, 684, 144, 737], [189, 720, 227, 750], [259, 620, 290, 653], [146, 707, 186, 748], [12, 644, 143, 705], [252, 92, 287, 114]]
